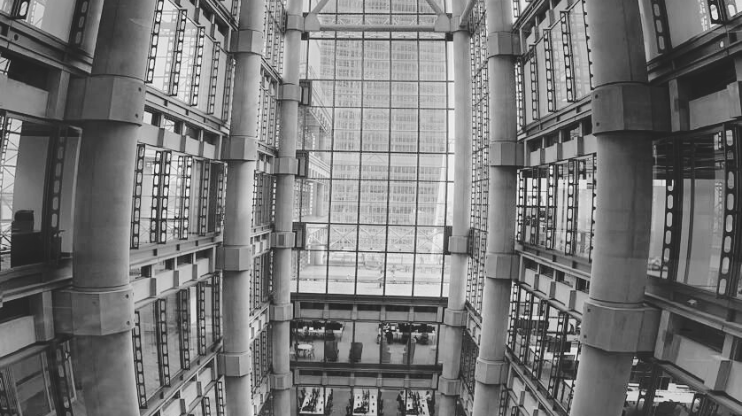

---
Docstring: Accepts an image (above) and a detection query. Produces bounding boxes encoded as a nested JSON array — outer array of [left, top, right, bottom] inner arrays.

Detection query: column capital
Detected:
[[270, 303, 294, 321], [274, 157, 299, 175], [447, 235, 469, 254], [580, 300, 660, 353], [489, 141, 523, 167], [592, 83, 670, 134], [217, 245, 253, 271], [485, 253, 518, 280], [218, 351, 252, 377], [66, 287, 135, 336], [437, 376, 461, 396], [223, 136, 259, 161], [234, 29, 264, 55], [474, 358, 508, 385], [270, 372, 293, 390], [488, 31, 520, 57], [69, 75, 146, 125], [443, 308, 467, 327]]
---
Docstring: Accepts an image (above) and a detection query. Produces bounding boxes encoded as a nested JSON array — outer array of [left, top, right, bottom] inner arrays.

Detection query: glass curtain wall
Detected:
[[292, 0, 454, 299]]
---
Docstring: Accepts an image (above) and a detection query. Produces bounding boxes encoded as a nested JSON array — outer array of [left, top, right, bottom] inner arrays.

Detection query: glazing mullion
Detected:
[[411, 36, 422, 296]]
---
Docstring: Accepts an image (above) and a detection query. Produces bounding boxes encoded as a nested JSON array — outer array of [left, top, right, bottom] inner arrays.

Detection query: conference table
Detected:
[[353, 388, 378, 415]]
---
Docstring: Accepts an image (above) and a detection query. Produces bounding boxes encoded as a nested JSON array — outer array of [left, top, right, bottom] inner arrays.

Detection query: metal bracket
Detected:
[[443, 308, 467, 327], [475, 358, 509, 385], [437, 376, 461, 396], [580, 300, 661, 353], [275, 157, 299, 175], [488, 31, 520, 56], [285, 14, 305, 32], [592, 83, 670, 134], [271, 231, 296, 248], [234, 29, 264, 55], [271, 372, 293, 390], [218, 351, 252, 377], [217, 245, 253, 272], [223, 136, 259, 161], [447, 235, 469, 254], [485, 253, 519, 280], [270, 303, 294, 322], [68, 287, 135, 336], [489, 141, 523, 167]]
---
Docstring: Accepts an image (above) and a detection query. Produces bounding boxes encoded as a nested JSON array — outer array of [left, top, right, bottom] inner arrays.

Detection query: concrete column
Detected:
[[70, 1, 154, 415], [569, 1, 654, 415], [218, 0, 265, 414], [472, 0, 518, 414], [271, 0, 303, 413], [438, 1, 473, 414]]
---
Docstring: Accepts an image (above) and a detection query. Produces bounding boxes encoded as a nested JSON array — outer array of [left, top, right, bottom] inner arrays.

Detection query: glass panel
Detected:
[[25, 0, 76, 40], [6, 353, 55, 416], [409, 323, 438, 365], [679, 138, 724, 292], [299, 248, 328, 293], [0, 118, 51, 270], [177, 18, 199, 103], [385, 253, 413, 296], [165, 293, 183, 374], [554, 164, 569, 252], [568, 0, 591, 99], [152, 0, 180, 92], [381, 322, 410, 365], [357, 252, 384, 295], [575, 158, 594, 259], [138, 303, 163, 398], [414, 254, 443, 297], [354, 322, 381, 364], [665, 0, 716, 47], [324, 320, 351, 363]]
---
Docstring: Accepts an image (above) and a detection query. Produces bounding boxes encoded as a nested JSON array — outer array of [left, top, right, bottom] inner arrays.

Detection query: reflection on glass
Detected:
[[25, 0, 76, 40], [137, 303, 163, 399], [165, 293, 183, 375]]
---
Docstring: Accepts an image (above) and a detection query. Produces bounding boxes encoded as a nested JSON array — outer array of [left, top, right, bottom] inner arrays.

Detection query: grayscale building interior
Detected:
[[0, 0, 740, 415]]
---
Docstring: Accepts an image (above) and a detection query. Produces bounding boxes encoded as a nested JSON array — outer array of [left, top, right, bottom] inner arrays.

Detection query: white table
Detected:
[[405, 393, 430, 416], [297, 343, 314, 358], [353, 388, 378, 416]]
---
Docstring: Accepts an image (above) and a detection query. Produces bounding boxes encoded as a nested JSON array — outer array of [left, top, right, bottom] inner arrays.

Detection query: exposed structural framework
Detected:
[[2, 1, 742, 416]]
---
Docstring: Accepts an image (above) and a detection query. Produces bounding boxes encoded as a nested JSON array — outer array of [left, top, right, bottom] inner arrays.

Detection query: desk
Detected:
[[299, 389, 332, 415], [297, 344, 314, 358], [353, 388, 378, 416], [404, 393, 430, 416]]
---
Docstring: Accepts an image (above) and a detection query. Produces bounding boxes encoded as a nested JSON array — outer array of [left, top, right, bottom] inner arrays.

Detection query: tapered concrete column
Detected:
[[271, 0, 302, 413], [471, 0, 518, 414], [219, 0, 265, 414], [569, 1, 655, 415], [438, 2, 473, 414], [70, 1, 154, 415]]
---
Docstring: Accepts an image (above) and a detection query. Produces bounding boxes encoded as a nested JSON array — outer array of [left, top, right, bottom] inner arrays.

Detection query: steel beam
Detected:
[[318, 23, 436, 32]]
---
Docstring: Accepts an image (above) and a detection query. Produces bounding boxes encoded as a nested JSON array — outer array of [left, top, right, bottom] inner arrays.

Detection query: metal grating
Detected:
[[191, 27, 206, 106], [146, 0, 166, 82], [131, 144, 146, 249], [198, 281, 207, 355], [560, 12, 575, 102], [132, 311, 148, 408], [156, 298, 171, 386], [178, 289, 191, 370], [543, 30, 555, 112], [207, 42, 221, 115], [169, 9, 188, 95]]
